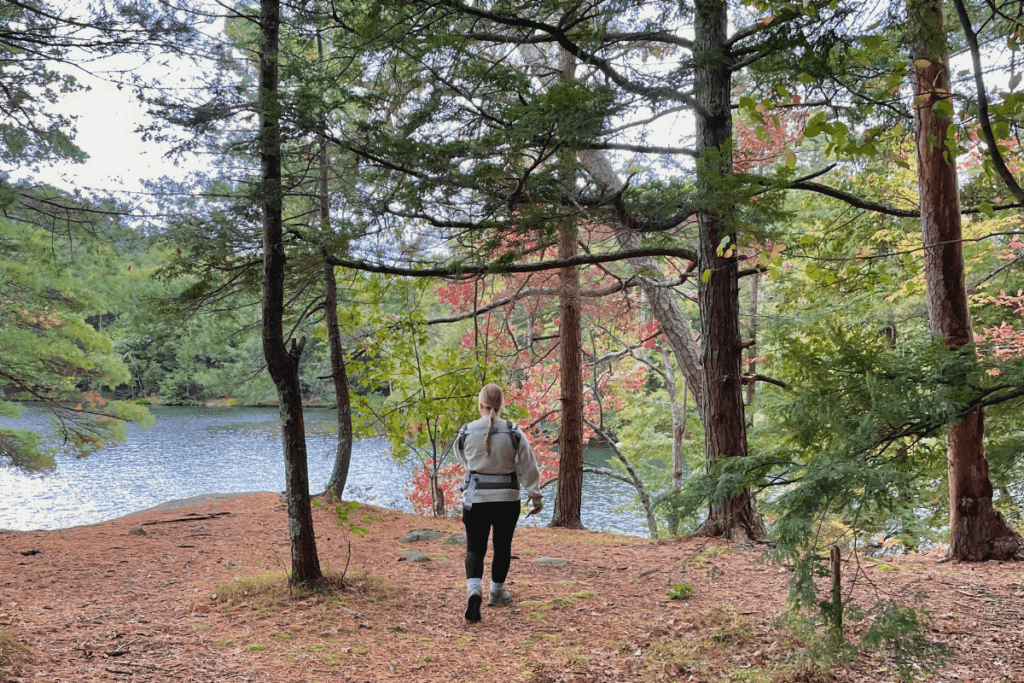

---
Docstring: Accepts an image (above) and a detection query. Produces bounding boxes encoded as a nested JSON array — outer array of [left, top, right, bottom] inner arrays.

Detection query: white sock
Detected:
[[467, 578, 482, 593], [490, 581, 505, 593]]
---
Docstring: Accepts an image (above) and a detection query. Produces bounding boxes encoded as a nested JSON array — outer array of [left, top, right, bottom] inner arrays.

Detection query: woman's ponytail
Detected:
[[479, 383, 504, 460], [485, 410, 495, 459]]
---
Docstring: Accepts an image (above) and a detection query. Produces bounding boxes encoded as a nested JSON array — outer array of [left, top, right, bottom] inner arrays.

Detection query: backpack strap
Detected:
[[505, 420, 521, 451]]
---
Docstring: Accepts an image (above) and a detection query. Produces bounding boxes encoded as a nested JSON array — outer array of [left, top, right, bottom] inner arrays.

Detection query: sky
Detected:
[[32, 75, 186, 196], [11, 5, 227, 199]]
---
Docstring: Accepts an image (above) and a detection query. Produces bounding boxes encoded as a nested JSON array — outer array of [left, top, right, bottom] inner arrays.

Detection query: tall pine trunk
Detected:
[[550, 219, 586, 529], [258, 0, 323, 586], [744, 274, 760, 407], [910, 0, 1023, 561], [316, 36, 353, 502], [547, 49, 586, 529], [693, 0, 763, 543]]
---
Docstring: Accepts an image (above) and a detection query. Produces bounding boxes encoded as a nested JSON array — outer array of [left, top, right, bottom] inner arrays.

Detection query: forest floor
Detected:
[[1, 492, 1022, 683]]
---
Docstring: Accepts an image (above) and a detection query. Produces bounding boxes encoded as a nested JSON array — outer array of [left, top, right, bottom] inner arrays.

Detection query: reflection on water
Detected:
[[0, 405, 649, 536]]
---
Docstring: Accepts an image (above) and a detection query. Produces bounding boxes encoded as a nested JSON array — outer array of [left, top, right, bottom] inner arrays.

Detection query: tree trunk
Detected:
[[258, 0, 323, 587], [910, 0, 1024, 561], [316, 40, 354, 502], [524, 41, 706, 423], [659, 344, 686, 537], [322, 253, 354, 502], [431, 466, 446, 517], [550, 219, 586, 529], [693, 0, 763, 543]]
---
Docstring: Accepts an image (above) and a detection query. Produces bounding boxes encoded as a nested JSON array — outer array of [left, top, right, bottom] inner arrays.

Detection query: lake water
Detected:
[[0, 405, 648, 536]]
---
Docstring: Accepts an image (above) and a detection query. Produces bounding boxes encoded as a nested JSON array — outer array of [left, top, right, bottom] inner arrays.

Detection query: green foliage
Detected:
[[312, 498, 368, 583], [667, 582, 693, 600], [782, 585, 947, 681], [745, 313, 1024, 675], [595, 350, 706, 535], [760, 327, 981, 557], [346, 274, 498, 475], [0, 192, 153, 470], [860, 602, 949, 680], [317, 499, 369, 539]]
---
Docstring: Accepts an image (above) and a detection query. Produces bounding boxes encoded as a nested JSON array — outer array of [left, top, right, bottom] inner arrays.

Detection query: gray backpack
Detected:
[[456, 419, 522, 453]]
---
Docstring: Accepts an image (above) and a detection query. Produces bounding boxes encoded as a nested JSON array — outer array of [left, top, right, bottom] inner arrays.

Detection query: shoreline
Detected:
[[0, 492, 281, 534], [119, 491, 277, 518]]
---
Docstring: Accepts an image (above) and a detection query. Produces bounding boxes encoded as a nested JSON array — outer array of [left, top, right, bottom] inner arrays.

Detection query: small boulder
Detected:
[[399, 529, 446, 543], [400, 550, 431, 563]]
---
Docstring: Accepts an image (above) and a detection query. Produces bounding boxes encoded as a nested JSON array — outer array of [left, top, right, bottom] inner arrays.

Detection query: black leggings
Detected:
[[462, 500, 521, 582]]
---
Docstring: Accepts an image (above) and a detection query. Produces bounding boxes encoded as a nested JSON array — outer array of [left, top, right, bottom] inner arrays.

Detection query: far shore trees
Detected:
[[0, 0, 202, 470]]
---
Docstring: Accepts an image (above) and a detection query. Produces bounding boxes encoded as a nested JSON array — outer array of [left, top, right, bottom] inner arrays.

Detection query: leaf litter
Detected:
[[0, 492, 1021, 682]]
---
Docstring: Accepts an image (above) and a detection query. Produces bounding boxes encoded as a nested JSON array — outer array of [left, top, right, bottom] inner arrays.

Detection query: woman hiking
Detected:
[[454, 383, 543, 622]]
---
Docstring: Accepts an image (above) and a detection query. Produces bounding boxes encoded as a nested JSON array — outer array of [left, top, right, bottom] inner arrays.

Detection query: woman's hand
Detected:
[[528, 498, 543, 517]]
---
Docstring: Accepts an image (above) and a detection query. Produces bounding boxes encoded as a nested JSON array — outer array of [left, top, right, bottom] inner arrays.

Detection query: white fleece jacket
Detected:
[[453, 415, 543, 506]]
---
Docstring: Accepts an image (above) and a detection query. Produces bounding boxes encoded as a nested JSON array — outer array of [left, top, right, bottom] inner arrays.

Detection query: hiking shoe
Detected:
[[465, 589, 482, 622], [488, 588, 514, 606]]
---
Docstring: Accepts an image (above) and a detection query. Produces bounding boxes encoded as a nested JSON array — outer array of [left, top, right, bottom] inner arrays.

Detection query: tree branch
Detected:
[[326, 246, 699, 278]]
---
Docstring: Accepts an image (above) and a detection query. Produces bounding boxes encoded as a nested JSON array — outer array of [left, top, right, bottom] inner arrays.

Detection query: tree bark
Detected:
[[910, 0, 1024, 561], [258, 0, 323, 586], [693, 0, 764, 543], [659, 344, 686, 537], [544, 49, 586, 529], [550, 219, 586, 529], [431, 466, 446, 517], [316, 36, 354, 502], [322, 259, 353, 502]]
